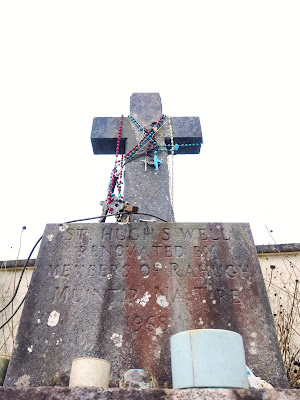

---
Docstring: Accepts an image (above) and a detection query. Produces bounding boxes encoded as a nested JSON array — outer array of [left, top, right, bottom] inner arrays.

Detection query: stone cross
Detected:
[[91, 93, 202, 222]]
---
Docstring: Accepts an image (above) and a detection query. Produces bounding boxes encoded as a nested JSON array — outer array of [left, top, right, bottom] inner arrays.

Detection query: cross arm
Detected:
[[166, 117, 203, 154], [91, 117, 129, 155], [91, 116, 203, 155]]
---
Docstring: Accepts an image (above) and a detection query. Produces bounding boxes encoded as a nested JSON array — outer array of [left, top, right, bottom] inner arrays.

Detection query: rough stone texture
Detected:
[[5, 222, 288, 389], [90, 93, 202, 222], [0, 388, 298, 400]]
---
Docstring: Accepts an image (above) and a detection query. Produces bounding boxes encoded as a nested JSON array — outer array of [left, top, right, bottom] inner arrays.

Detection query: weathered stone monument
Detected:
[[4, 94, 288, 389]]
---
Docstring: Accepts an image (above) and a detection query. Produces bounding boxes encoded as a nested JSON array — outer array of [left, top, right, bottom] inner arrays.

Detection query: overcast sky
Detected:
[[1, 1, 299, 261]]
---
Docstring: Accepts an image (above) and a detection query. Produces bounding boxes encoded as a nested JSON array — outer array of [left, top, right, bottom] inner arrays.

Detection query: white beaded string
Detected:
[[168, 118, 175, 213]]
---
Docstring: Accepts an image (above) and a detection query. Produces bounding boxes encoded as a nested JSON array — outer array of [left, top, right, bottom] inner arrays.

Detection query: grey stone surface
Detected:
[[0, 388, 298, 400], [123, 114, 174, 222], [130, 93, 162, 123], [5, 222, 288, 388], [90, 93, 202, 222]]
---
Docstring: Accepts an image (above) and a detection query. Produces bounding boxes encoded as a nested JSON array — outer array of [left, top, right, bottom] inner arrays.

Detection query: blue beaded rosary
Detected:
[[126, 115, 201, 169]]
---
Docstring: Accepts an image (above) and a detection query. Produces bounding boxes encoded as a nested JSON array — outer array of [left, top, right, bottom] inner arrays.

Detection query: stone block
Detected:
[[4, 222, 288, 388]]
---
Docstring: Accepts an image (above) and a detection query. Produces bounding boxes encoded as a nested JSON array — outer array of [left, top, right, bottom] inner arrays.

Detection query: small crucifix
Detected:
[[141, 156, 149, 172], [91, 93, 203, 222]]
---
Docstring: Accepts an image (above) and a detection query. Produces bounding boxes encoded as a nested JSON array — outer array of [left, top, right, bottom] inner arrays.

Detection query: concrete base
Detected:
[[0, 388, 298, 400]]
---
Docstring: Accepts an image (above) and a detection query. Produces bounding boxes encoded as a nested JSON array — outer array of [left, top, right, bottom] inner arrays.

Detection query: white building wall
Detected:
[[258, 249, 300, 379], [0, 262, 33, 356]]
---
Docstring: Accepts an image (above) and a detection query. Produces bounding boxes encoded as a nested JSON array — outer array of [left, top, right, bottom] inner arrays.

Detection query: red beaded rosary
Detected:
[[107, 115, 124, 207], [106, 114, 167, 207]]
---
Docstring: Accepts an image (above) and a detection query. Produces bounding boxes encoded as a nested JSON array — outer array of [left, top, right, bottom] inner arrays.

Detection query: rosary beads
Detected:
[[107, 115, 124, 205], [124, 114, 167, 161], [106, 114, 202, 204]]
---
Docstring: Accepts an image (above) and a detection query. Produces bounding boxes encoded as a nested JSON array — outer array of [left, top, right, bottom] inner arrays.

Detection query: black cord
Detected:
[[65, 212, 168, 223], [64, 216, 102, 223], [130, 212, 168, 222], [0, 235, 42, 314], [99, 211, 168, 223], [0, 296, 26, 331]]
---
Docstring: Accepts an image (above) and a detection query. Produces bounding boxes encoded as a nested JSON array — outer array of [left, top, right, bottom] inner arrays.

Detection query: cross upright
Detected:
[[91, 93, 202, 222]]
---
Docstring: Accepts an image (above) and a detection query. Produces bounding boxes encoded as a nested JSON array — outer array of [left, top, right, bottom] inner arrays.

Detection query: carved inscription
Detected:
[[49, 223, 250, 335], [192, 286, 242, 304], [48, 262, 249, 281], [123, 285, 243, 305], [51, 285, 105, 304], [61, 225, 231, 244], [48, 264, 129, 279], [63, 228, 89, 241], [127, 315, 168, 333], [179, 226, 230, 241], [170, 263, 249, 279]]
